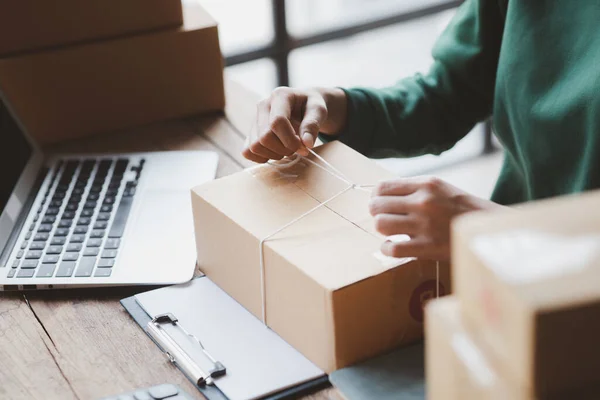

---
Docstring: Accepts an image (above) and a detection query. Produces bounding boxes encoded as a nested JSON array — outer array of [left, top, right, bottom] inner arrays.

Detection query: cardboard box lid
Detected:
[[0, 3, 217, 71], [193, 141, 399, 291], [0, 0, 185, 57], [454, 190, 600, 311]]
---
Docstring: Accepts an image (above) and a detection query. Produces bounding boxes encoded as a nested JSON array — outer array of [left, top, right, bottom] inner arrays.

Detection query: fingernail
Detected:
[[302, 132, 314, 148], [297, 146, 309, 156]]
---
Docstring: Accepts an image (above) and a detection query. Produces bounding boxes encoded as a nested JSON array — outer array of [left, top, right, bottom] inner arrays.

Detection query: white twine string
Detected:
[[258, 149, 441, 325], [259, 149, 375, 323], [436, 260, 440, 298], [258, 184, 355, 323]]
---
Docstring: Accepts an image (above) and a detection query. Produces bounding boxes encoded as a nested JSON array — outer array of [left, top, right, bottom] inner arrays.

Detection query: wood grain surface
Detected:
[[0, 80, 340, 400]]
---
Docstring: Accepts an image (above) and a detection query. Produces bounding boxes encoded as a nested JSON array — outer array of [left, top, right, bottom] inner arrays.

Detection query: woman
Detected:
[[242, 0, 600, 261]]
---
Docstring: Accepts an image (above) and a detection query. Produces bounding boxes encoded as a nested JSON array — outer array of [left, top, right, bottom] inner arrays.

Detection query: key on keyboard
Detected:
[[108, 196, 133, 238]]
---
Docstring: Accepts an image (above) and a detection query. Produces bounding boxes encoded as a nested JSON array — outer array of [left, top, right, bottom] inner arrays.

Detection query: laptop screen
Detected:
[[0, 97, 33, 215]]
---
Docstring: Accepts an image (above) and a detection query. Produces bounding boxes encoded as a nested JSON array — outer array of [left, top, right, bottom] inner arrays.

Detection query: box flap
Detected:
[[193, 141, 399, 290]]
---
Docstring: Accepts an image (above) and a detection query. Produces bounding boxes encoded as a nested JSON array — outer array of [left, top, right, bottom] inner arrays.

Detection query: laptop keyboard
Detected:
[[7, 157, 145, 280]]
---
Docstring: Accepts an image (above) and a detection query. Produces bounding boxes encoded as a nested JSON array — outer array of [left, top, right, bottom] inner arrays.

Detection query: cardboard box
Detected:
[[192, 141, 451, 373], [426, 296, 527, 400], [0, 0, 183, 56], [0, 4, 224, 144], [452, 190, 600, 397]]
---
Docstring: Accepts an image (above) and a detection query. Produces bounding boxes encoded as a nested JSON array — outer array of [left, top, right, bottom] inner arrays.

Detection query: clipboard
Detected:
[[121, 276, 329, 400]]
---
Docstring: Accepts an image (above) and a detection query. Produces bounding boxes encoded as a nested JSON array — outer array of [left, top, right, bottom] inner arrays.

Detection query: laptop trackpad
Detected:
[[118, 190, 196, 282]]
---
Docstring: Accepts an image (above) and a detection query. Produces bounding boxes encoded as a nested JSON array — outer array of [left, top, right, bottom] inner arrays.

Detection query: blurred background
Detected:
[[191, 0, 503, 198]]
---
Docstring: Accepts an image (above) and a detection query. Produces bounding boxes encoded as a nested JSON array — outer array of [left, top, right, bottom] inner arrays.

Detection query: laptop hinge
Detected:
[[0, 167, 49, 267]]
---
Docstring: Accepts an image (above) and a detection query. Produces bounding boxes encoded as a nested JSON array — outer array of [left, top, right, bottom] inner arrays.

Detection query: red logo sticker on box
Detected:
[[409, 280, 447, 322]]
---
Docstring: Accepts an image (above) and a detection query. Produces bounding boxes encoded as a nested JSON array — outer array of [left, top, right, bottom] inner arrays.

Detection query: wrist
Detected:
[[317, 87, 347, 136], [457, 193, 507, 214]]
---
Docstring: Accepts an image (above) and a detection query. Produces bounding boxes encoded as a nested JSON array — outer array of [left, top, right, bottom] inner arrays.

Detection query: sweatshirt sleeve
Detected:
[[322, 0, 505, 158]]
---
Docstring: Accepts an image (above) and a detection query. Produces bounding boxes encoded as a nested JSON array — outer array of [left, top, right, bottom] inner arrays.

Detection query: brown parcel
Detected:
[[426, 296, 526, 400], [0, 4, 224, 144], [426, 297, 600, 400], [452, 190, 600, 398], [192, 141, 451, 373], [0, 0, 183, 56]]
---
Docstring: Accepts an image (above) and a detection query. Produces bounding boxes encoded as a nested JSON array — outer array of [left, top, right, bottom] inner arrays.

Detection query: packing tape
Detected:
[[256, 149, 441, 325]]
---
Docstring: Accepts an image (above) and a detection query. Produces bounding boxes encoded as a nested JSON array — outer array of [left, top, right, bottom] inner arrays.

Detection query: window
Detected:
[[220, 0, 496, 175]]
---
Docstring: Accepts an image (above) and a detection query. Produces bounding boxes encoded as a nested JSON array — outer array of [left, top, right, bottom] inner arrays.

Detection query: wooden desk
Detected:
[[0, 81, 340, 400]]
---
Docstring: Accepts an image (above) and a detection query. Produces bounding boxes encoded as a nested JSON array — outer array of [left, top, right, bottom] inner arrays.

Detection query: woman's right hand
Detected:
[[242, 86, 348, 163]]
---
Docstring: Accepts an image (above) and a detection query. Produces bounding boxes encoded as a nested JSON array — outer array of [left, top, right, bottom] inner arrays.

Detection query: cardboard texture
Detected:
[[0, 0, 183, 56], [452, 190, 600, 398], [0, 4, 224, 144], [425, 296, 526, 400], [192, 141, 451, 373]]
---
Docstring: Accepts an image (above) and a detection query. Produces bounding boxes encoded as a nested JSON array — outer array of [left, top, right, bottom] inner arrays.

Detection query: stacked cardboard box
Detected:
[[0, 1, 184, 55], [426, 190, 600, 399], [426, 297, 526, 400], [0, 0, 224, 144]]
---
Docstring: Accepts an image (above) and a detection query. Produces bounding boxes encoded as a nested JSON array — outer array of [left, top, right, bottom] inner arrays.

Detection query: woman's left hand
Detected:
[[369, 176, 506, 261]]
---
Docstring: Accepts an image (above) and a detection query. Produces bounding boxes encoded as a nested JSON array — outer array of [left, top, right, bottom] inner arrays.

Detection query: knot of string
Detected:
[[258, 149, 440, 325]]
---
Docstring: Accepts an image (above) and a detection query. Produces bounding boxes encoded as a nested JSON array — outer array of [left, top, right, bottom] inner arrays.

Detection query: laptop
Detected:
[[0, 89, 218, 291]]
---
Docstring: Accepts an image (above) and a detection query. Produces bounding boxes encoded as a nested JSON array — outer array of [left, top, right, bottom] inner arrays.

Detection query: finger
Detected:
[[299, 94, 327, 149], [373, 214, 420, 236], [249, 141, 284, 160], [269, 89, 302, 151], [381, 238, 430, 259], [242, 146, 268, 163], [368, 194, 420, 216], [374, 177, 426, 197], [258, 130, 294, 157]]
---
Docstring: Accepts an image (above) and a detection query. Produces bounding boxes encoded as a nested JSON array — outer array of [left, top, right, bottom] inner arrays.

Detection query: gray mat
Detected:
[[329, 343, 425, 400]]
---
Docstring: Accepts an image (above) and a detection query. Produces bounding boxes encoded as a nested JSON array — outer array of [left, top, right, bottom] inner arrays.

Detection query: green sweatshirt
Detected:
[[331, 0, 600, 205]]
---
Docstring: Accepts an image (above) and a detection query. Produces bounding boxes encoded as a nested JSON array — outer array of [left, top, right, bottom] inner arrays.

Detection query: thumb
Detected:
[[299, 95, 328, 149]]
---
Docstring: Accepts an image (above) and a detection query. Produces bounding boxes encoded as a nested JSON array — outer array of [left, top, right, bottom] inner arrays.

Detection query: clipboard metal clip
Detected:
[[147, 313, 226, 386]]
